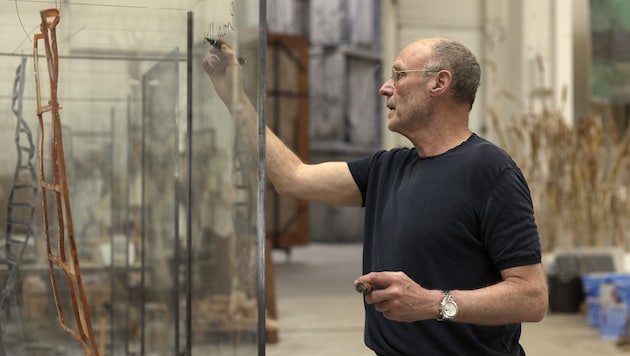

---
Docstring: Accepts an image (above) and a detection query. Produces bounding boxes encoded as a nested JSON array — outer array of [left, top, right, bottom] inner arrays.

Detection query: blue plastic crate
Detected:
[[599, 303, 628, 340], [614, 276, 630, 307], [586, 297, 601, 328], [581, 273, 615, 298]]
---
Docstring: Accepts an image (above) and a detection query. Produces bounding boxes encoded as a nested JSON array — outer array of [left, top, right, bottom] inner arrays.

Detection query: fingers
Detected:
[[354, 277, 392, 318], [202, 41, 243, 78], [202, 53, 222, 74], [355, 271, 407, 303], [205, 37, 225, 49], [370, 296, 397, 320], [354, 272, 392, 296], [207, 39, 240, 65], [357, 271, 396, 288], [356, 271, 427, 322]]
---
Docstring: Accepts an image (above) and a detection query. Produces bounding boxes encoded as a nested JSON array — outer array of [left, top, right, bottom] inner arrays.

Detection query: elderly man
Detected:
[[203, 37, 548, 355]]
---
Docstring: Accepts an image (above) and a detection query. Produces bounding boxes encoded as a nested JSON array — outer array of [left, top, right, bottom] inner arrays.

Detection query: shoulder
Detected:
[[467, 134, 512, 159], [456, 134, 530, 191], [463, 134, 520, 171]]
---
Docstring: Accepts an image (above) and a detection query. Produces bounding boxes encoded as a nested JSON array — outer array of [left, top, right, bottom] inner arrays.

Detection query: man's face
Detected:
[[379, 41, 437, 135]]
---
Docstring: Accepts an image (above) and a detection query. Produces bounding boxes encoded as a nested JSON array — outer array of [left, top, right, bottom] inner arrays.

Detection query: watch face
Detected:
[[443, 301, 457, 318]]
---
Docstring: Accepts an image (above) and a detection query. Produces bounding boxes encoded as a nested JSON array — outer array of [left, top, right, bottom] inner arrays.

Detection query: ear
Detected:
[[430, 70, 451, 97]]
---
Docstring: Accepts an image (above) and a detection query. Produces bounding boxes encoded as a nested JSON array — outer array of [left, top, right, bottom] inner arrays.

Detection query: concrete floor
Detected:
[[267, 243, 629, 356]]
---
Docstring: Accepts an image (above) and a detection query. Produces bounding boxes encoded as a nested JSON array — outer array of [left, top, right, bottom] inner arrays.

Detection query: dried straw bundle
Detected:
[[488, 58, 630, 252]]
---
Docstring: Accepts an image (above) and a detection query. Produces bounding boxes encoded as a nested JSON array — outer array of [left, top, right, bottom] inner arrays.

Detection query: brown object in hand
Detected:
[[355, 282, 373, 294]]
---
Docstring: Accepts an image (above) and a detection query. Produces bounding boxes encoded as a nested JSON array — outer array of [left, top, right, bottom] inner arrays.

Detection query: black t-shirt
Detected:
[[347, 134, 541, 356]]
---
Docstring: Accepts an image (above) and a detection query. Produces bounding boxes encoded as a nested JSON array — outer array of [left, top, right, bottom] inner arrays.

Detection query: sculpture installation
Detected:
[[0, 56, 37, 356], [33, 8, 100, 356]]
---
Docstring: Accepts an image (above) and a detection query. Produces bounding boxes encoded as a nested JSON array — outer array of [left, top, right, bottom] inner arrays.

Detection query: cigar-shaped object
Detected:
[[355, 281, 374, 294]]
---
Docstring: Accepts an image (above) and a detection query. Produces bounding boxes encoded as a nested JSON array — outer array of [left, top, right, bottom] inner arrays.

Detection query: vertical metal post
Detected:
[[185, 10, 194, 356], [172, 46, 181, 356], [139, 72, 147, 356], [257, 0, 268, 354]]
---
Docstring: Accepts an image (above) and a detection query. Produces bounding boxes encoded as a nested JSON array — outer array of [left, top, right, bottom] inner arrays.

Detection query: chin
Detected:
[[386, 119, 399, 133]]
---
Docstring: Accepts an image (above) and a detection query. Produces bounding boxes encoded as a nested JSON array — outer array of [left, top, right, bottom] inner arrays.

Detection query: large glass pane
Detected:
[[0, 1, 262, 355], [189, 1, 261, 354]]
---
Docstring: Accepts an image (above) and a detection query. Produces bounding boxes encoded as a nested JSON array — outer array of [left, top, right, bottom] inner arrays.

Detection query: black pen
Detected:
[[205, 37, 247, 65]]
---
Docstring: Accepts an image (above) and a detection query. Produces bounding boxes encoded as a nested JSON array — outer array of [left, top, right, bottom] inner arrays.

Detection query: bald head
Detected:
[[407, 38, 481, 110]]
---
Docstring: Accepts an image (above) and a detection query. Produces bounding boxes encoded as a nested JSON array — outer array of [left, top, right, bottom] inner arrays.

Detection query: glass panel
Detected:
[[0, 1, 262, 355], [190, 1, 261, 354], [140, 48, 180, 355]]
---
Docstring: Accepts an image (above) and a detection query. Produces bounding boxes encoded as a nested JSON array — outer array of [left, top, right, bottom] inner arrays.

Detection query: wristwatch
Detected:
[[438, 290, 458, 321]]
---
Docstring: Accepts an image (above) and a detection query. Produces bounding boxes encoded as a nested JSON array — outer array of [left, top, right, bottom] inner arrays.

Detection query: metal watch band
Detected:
[[438, 290, 456, 321]]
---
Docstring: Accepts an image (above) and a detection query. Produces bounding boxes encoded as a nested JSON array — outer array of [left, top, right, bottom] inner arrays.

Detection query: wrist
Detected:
[[229, 94, 254, 115], [437, 290, 458, 321]]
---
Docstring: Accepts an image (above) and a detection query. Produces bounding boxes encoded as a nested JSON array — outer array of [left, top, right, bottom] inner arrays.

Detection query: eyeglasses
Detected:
[[390, 68, 439, 84]]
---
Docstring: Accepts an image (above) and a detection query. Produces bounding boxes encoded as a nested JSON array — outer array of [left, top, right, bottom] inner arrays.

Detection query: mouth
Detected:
[[386, 105, 395, 119]]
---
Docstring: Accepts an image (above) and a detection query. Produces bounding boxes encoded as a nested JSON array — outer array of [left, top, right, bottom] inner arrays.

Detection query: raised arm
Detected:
[[202, 40, 362, 207]]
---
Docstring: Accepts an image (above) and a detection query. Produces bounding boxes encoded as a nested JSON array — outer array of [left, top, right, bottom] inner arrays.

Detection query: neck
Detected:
[[410, 128, 472, 157]]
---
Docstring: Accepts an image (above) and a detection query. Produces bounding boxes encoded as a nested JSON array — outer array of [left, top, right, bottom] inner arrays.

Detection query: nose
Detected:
[[379, 79, 394, 97]]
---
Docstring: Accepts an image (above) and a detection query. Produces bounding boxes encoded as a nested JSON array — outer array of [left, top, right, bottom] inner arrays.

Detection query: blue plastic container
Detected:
[[614, 276, 630, 307], [599, 303, 628, 340], [581, 273, 630, 334], [581, 273, 614, 298], [585, 297, 601, 328], [581, 273, 615, 328]]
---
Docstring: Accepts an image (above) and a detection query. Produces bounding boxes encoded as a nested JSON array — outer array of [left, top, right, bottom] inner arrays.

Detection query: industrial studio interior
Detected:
[[0, 0, 629, 355]]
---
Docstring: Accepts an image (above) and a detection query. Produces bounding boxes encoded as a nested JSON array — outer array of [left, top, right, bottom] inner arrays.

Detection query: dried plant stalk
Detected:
[[487, 56, 630, 251]]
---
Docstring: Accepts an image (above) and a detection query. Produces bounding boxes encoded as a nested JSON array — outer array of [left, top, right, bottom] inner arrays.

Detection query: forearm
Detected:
[[225, 94, 361, 205], [360, 265, 548, 325], [449, 276, 548, 325], [227, 94, 306, 196]]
